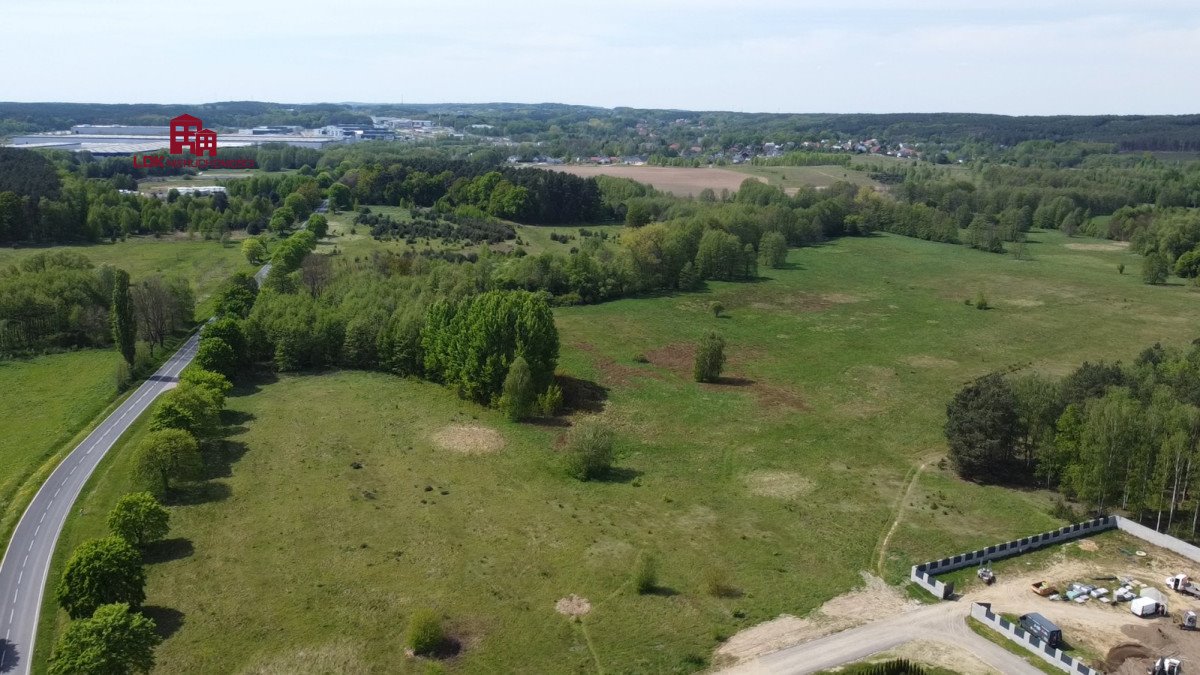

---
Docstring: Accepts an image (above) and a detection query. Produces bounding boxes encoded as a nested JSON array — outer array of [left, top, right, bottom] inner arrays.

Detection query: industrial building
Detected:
[[4, 125, 347, 156]]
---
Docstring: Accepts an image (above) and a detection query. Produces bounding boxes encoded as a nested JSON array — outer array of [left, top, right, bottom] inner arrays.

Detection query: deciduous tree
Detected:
[[55, 537, 146, 619], [49, 603, 160, 675], [107, 492, 169, 548]]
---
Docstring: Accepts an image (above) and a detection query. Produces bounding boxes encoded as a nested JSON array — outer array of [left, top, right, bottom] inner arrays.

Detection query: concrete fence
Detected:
[[1114, 516, 1200, 562], [970, 603, 1098, 674], [909, 517, 1117, 599]]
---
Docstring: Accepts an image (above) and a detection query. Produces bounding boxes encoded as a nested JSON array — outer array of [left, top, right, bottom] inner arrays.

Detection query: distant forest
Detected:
[[3, 101, 1200, 151]]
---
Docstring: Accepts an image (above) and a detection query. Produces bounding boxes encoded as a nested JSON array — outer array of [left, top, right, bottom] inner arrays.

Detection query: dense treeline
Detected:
[[332, 158, 603, 224], [0, 101, 369, 135], [946, 340, 1200, 538], [0, 252, 193, 357]]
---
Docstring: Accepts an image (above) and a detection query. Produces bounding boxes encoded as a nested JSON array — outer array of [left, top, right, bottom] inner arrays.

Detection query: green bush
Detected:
[[633, 552, 658, 594], [709, 301, 724, 318], [536, 383, 563, 417], [703, 566, 739, 598], [693, 331, 726, 383], [564, 422, 615, 481], [406, 609, 446, 656], [974, 291, 989, 310]]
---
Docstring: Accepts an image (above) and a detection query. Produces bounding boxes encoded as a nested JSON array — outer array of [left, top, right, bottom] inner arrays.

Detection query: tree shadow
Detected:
[[643, 586, 679, 597], [598, 467, 642, 484], [230, 370, 279, 397], [219, 409, 255, 430], [556, 375, 609, 414], [528, 416, 572, 428], [0, 639, 19, 673], [711, 376, 755, 387], [203, 440, 248, 479], [144, 537, 194, 564], [165, 481, 231, 506], [141, 606, 185, 640], [425, 637, 463, 659]]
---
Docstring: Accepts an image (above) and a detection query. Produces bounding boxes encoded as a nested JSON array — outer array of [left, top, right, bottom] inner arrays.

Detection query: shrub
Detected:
[[406, 609, 446, 656], [564, 422, 615, 481], [633, 552, 658, 594], [498, 356, 535, 421], [693, 331, 726, 383], [1118, 263, 1125, 275], [632, 353, 649, 364], [703, 566, 739, 598], [536, 383, 563, 417], [974, 291, 989, 310], [709, 301, 724, 318], [1143, 251, 1169, 284]]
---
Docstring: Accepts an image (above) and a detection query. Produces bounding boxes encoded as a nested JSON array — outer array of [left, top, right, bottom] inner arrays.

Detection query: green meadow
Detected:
[[33, 229, 1200, 673]]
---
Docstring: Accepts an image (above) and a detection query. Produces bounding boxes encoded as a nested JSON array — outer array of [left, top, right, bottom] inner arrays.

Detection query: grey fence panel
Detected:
[[970, 603, 1098, 675]]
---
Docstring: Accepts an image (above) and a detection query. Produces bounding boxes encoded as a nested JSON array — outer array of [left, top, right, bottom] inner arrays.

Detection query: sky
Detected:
[[4, 0, 1199, 115]]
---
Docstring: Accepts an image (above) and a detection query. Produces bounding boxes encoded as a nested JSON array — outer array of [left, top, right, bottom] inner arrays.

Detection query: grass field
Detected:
[[34, 228, 1200, 673], [0, 236, 252, 315], [0, 351, 119, 538], [733, 164, 884, 192]]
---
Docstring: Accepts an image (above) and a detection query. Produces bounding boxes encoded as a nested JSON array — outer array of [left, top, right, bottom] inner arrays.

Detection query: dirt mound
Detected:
[[555, 594, 591, 618], [431, 424, 504, 455], [1105, 642, 1152, 670], [745, 471, 813, 499]]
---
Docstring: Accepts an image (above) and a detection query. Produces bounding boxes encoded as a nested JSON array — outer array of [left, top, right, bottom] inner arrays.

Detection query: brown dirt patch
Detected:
[[749, 383, 809, 410], [645, 342, 695, 375], [1065, 241, 1129, 252], [573, 341, 656, 388], [1002, 298, 1045, 308], [549, 165, 759, 197], [431, 424, 504, 455], [1078, 539, 1099, 552], [1105, 642, 1153, 671], [555, 594, 592, 618], [744, 471, 814, 499]]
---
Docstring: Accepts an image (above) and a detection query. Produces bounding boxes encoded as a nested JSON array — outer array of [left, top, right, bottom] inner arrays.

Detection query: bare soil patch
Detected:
[[715, 572, 918, 664], [645, 343, 808, 410], [744, 471, 814, 499], [555, 594, 592, 619], [431, 424, 504, 455], [549, 165, 759, 197], [1065, 241, 1129, 252], [881, 640, 996, 675], [573, 341, 655, 388]]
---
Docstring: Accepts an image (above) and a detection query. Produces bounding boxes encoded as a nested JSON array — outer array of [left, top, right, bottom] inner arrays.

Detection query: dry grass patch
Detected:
[[555, 594, 592, 619], [431, 424, 504, 455], [240, 640, 369, 675], [1065, 241, 1129, 252], [900, 355, 958, 369], [744, 470, 814, 499]]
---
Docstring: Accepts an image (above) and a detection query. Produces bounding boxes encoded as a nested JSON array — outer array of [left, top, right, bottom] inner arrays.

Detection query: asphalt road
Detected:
[[0, 333, 201, 674], [720, 601, 1043, 675]]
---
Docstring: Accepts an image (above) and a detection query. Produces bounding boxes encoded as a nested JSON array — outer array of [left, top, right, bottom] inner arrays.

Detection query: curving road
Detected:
[[0, 332, 202, 673], [720, 601, 1042, 675]]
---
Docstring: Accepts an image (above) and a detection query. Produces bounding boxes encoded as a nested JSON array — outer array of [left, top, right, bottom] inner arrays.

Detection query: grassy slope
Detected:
[[34, 229, 1200, 673], [0, 351, 118, 535]]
